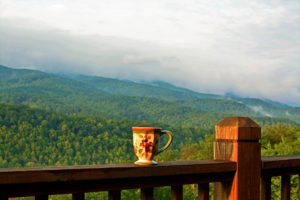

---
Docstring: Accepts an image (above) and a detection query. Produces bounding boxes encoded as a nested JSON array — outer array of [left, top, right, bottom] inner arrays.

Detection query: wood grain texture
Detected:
[[215, 117, 260, 141], [214, 117, 261, 200]]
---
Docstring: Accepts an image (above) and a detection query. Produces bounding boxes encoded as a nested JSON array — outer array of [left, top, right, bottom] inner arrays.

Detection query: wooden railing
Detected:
[[261, 156, 300, 200], [0, 160, 236, 199], [0, 117, 300, 200]]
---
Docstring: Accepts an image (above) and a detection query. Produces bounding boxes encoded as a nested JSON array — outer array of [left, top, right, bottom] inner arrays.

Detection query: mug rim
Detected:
[[132, 127, 162, 131]]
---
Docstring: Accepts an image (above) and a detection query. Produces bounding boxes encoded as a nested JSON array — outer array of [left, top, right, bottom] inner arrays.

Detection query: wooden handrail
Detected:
[[0, 160, 236, 197], [261, 156, 300, 176]]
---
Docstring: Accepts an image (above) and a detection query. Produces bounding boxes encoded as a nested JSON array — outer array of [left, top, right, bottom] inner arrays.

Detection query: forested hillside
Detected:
[[0, 104, 133, 167], [0, 103, 299, 199], [1, 103, 299, 168], [1, 65, 299, 128], [0, 103, 210, 167], [71, 74, 220, 101], [1, 65, 300, 199]]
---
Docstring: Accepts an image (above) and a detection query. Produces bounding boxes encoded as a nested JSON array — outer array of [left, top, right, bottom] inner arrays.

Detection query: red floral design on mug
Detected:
[[139, 135, 154, 153]]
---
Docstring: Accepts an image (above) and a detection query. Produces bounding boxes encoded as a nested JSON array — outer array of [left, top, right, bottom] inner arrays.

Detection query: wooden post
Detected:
[[214, 117, 261, 200]]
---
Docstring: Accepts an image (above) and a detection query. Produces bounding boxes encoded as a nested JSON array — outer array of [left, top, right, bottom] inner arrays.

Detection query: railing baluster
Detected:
[[261, 177, 271, 200], [72, 193, 85, 200], [198, 183, 209, 200], [281, 175, 290, 200], [141, 188, 153, 200], [298, 174, 300, 200], [35, 195, 48, 200], [109, 190, 121, 200], [171, 185, 183, 200]]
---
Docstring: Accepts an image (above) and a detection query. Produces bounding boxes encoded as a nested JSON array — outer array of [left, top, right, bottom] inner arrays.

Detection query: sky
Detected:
[[0, 0, 300, 106]]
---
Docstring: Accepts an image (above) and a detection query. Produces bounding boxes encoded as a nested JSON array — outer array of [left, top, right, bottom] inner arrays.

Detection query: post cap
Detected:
[[215, 117, 261, 140]]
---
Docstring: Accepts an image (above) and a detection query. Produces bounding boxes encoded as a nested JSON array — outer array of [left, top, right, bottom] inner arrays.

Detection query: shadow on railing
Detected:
[[0, 117, 300, 200]]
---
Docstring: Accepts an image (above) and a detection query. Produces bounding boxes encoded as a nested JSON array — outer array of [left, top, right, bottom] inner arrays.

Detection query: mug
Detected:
[[132, 127, 173, 165]]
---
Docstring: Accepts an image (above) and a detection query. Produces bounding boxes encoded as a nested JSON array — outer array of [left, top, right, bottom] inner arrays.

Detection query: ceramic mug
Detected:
[[132, 127, 173, 165]]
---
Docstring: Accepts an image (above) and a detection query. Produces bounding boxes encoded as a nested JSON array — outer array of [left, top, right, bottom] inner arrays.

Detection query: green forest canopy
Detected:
[[1, 65, 300, 199]]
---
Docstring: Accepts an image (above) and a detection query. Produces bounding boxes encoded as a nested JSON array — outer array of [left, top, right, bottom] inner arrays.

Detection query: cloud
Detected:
[[0, 18, 183, 79], [0, 0, 300, 106], [248, 105, 272, 117], [122, 54, 161, 66]]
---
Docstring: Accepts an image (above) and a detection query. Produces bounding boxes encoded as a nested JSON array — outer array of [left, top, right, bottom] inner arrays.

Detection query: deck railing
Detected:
[[0, 160, 236, 199], [261, 156, 300, 200], [0, 117, 300, 200]]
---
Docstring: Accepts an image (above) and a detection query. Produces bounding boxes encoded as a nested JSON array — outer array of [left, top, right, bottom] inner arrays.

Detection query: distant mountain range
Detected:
[[1, 65, 299, 128]]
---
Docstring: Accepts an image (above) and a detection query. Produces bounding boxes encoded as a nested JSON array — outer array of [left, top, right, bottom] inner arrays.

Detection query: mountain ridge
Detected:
[[1, 64, 299, 127]]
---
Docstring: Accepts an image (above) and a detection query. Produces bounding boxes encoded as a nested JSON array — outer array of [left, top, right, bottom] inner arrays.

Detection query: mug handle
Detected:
[[157, 130, 173, 155]]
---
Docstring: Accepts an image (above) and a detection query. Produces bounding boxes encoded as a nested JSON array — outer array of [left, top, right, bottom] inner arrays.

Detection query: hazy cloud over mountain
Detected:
[[0, 0, 299, 105]]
